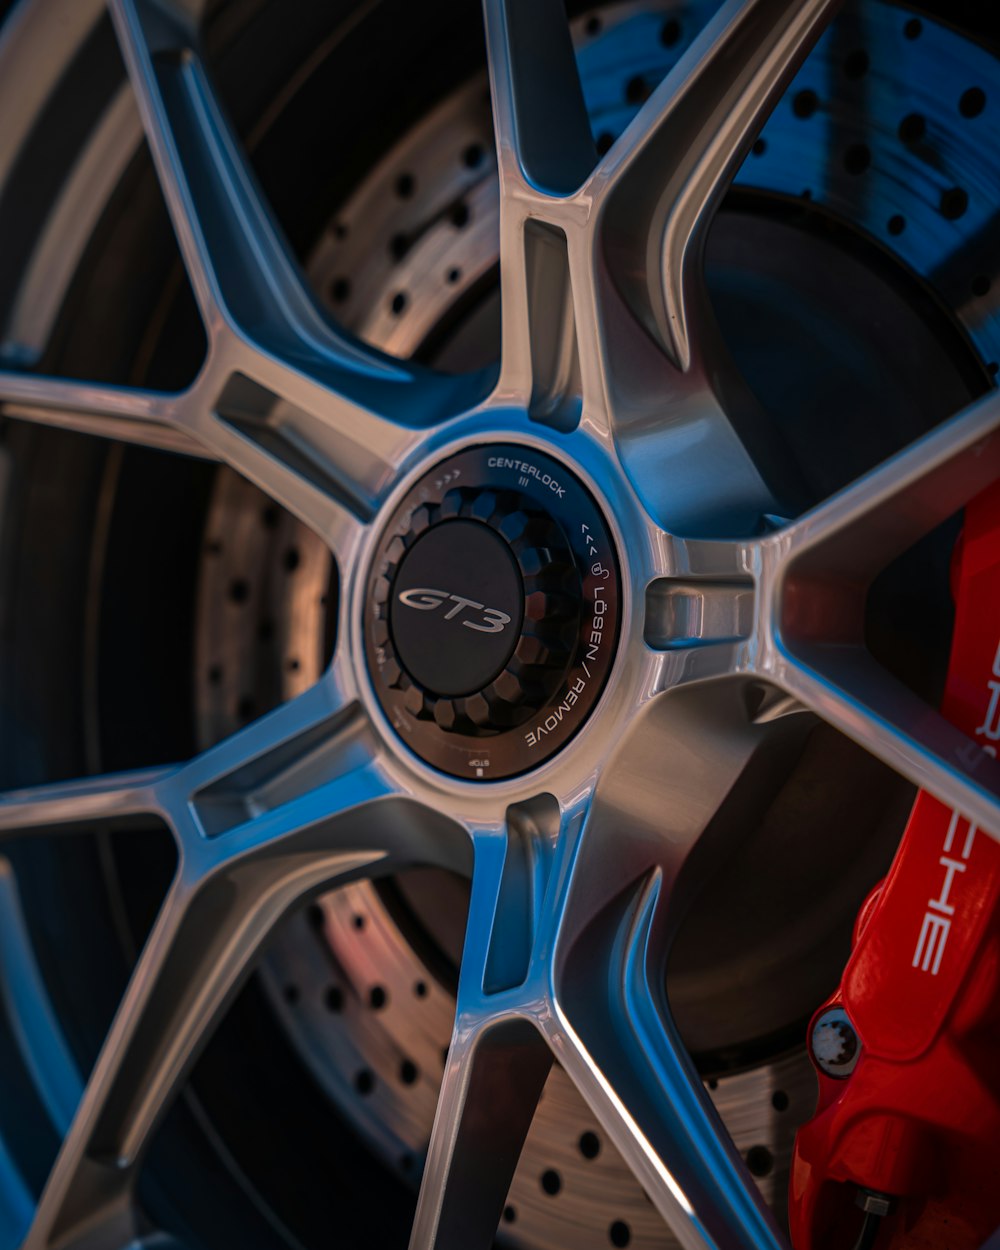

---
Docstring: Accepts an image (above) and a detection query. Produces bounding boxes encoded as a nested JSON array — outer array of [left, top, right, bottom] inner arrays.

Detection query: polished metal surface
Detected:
[[0, 2, 999, 1250], [190, 25, 822, 1240], [193, 470, 815, 1250]]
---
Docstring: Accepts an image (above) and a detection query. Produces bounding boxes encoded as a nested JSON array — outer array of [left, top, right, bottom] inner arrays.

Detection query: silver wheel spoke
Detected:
[[108, 0, 457, 534], [772, 388, 1000, 577], [482, 0, 593, 419], [548, 685, 811, 1249], [483, 0, 838, 534], [0, 768, 170, 841], [772, 653, 1000, 840], [14, 678, 468, 1249], [482, 0, 594, 198], [410, 812, 556, 1250], [0, 372, 209, 456], [410, 1017, 550, 1250], [591, 0, 838, 373], [25, 862, 374, 1250], [107, 0, 392, 375], [585, 0, 837, 536], [411, 694, 814, 1250], [764, 388, 1000, 837], [555, 878, 782, 1250]]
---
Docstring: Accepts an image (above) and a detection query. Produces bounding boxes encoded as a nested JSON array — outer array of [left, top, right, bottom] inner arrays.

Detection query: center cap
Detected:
[[389, 520, 524, 697], [365, 444, 621, 781]]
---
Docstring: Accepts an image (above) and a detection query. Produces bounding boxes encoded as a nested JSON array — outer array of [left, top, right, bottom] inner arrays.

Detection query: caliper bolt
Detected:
[[856, 1189, 895, 1219], [810, 1006, 861, 1078]]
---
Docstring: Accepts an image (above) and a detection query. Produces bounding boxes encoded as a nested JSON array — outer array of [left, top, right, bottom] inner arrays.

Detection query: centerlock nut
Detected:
[[364, 444, 621, 781]]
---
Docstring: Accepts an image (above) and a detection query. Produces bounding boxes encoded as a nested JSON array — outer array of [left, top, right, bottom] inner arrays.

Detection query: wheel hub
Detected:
[[364, 444, 620, 780]]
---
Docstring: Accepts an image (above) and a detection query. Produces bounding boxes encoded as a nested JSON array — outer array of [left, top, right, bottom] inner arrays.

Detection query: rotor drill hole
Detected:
[[624, 75, 649, 105], [579, 1131, 601, 1160], [940, 186, 969, 220], [959, 87, 986, 118], [659, 17, 681, 47], [746, 1145, 774, 1177], [843, 49, 869, 81], [609, 1221, 631, 1247], [843, 143, 871, 175], [354, 1069, 376, 1095], [898, 112, 926, 144], [540, 1169, 562, 1196]]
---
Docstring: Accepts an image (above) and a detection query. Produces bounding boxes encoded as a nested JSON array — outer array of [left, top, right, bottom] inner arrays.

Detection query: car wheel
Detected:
[[0, 3, 997, 1250]]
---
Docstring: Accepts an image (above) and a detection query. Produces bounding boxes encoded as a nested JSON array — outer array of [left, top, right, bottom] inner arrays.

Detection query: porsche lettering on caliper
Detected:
[[790, 484, 1000, 1250]]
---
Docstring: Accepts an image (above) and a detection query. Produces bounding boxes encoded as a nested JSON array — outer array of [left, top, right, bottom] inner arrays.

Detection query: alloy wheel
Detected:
[[0, 3, 999, 1250]]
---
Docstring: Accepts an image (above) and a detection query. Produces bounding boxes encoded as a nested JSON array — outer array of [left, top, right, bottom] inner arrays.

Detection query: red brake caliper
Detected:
[[789, 485, 1000, 1250]]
